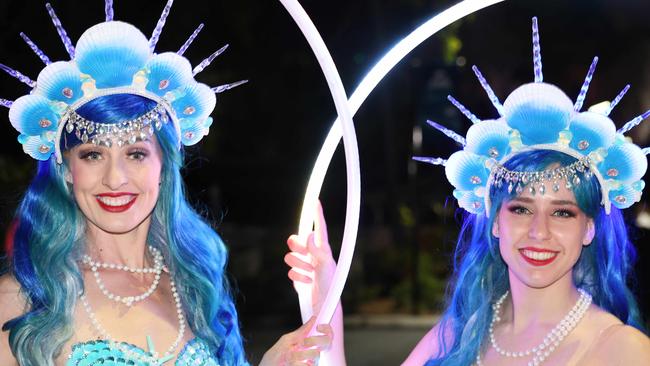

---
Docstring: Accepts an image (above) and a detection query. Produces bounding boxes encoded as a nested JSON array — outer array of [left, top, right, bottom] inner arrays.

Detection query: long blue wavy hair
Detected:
[[426, 149, 644, 365], [2, 94, 247, 365]]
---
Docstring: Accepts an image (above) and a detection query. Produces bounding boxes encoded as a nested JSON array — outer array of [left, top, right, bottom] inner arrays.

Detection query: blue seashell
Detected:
[[503, 83, 574, 145], [609, 183, 642, 209], [454, 190, 485, 214], [9, 94, 59, 135], [34, 61, 84, 103], [171, 82, 216, 127], [568, 111, 616, 154], [445, 151, 489, 191], [465, 119, 511, 160], [145, 52, 194, 98], [18, 134, 54, 161], [598, 141, 647, 183], [75, 22, 150, 89]]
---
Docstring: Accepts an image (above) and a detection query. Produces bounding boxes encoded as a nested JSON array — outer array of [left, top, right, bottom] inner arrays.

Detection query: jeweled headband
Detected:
[[1, 0, 246, 163], [414, 17, 650, 216]]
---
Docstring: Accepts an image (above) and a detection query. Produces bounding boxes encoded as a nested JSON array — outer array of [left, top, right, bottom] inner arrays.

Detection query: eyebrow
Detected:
[[509, 197, 578, 206]]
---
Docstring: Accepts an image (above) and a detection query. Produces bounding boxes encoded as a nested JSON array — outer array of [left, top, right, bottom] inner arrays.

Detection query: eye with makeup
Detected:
[[552, 208, 577, 218], [78, 149, 103, 161], [127, 147, 149, 161], [507, 204, 531, 215]]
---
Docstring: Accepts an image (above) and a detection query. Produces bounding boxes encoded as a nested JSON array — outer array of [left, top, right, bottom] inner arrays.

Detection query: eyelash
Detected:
[[128, 149, 148, 160], [79, 150, 102, 161], [507, 205, 577, 218]]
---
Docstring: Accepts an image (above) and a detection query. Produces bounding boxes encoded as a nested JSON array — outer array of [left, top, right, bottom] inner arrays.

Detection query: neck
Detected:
[[505, 274, 580, 333], [85, 217, 152, 268]]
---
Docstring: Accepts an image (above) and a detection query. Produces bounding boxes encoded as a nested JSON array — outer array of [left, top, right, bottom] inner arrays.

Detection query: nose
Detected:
[[528, 211, 551, 241], [102, 156, 128, 190]]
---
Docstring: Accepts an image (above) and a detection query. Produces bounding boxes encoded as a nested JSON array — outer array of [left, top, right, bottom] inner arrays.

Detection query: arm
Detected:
[[284, 202, 346, 365], [0, 274, 24, 366]]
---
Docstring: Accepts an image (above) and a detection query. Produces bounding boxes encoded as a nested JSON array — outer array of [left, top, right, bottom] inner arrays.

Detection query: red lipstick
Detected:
[[95, 193, 137, 213], [519, 247, 559, 267]]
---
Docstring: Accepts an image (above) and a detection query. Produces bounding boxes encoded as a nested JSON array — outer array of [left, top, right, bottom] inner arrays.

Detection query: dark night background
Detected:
[[1, 0, 650, 364]]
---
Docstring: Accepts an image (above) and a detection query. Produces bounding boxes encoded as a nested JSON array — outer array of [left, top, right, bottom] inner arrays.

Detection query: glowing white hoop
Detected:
[[280, 0, 505, 364]]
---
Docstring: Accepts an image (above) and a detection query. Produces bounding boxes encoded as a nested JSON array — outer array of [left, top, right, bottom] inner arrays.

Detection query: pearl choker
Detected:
[[476, 288, 592, 366], [82, 246, 164, 307]]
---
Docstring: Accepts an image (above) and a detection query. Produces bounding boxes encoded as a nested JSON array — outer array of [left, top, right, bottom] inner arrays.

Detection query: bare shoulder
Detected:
[[597, 325, 650, 365], [0, 274, 24, 366], [402, 320, 453, 366]]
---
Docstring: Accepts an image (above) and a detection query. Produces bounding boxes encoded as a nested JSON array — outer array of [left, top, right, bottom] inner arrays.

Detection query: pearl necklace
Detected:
[[82, 246, 164, 307], [476, 288, 592, 366], [79, 275, 186, 365]]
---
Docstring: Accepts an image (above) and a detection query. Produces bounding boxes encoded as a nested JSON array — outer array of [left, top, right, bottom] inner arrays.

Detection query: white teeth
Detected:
[[521, 249, 557, 261], [96, 195, 135, 207]]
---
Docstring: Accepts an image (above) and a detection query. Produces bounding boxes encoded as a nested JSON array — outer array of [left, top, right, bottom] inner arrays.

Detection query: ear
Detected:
[[582, 219, 595, 246], [492, 219, 499, 238], [64, 170, 73, 184]]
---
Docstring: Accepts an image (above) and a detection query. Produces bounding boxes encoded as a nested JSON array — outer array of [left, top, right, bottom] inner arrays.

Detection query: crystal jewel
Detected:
[[39, 118, 52, 128], [577, 140, 589, 150], [38, 144, 50, 153], [159, 79, 170, 90], [183, 106, 196, 115], [607, 168, 619, 177], [62, 87, 73, 98], [470, 175, 482, 185]]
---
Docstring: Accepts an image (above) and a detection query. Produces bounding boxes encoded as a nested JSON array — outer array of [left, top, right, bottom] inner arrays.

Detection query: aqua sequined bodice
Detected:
[[67, 338, 220, 366]]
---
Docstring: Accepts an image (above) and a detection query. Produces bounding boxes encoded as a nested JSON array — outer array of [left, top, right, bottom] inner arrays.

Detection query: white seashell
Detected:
[[18, 134, 54, 161], [75, 21, 150, 89], [34, 61, 83, 103], [465, 119, 511, 160], [568, 111, 616, 154], [599, 141, 647, 183], [445, 150, 490, 192], [9, 94, 59, 136], [145, 52, 194, 97], [503, 83, 574, 145]]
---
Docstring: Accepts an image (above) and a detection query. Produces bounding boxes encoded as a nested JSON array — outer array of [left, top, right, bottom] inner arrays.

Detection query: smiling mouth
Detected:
[[95, 194, 137, 212], [519, 248, 559, 266]]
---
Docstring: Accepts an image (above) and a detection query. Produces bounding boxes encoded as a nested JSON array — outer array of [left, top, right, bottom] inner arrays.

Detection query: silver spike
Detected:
[[105, 0, 114, 21], [149, 0, 174, 52], [0, 63, 36, 87], [178, 23, 204, 56], [532, 17, 543, 83], [19, 32, 52, 65], [193, 44, 229, 76], [605, 84, 630, 116], [642, 147, 650, 156], [471, 65, 504, 116], [0, 98, 14, 108], [574, 56, 598, 111], [412, 156, 447, 166], [212, 79, 248, 94], [45, 3, 75, 59], [618, 109, 650, 135], [447, 95, 481, 124], [426, 120, 466, 146]]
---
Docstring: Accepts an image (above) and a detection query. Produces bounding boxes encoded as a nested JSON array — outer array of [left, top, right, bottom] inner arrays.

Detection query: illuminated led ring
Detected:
[[281, 1, 506, 364]]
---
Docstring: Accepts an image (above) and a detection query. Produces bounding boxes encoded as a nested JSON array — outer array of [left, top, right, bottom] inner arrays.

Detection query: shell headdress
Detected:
[[414, 18, 650, 216], [1, 0, 246, 163]]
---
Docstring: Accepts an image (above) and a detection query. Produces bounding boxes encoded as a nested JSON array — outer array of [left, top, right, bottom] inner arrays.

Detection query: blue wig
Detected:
[[3, 94, 247, 365], [426, 149, 644, 365]]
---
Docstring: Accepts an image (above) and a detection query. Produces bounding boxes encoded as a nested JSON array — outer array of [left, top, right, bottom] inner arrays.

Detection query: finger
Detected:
[[288, 269, 313, 284], [287, 235, 309, 255], [313, 201, 329, 248], [315, 324, 333, 337], [284, 253, 315, 272], [303, 334, 331, 349], [288, 348, 321, 362]]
